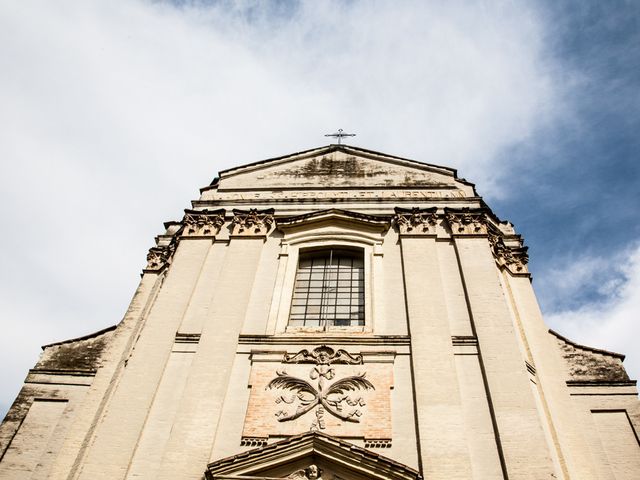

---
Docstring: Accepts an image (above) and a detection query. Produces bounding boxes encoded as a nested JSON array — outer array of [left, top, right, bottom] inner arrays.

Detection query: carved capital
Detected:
[[231, 208, 275, 236], [444, 209, 487, 235], [489, 231, 529, 274], [144, 244, 175, 272], [393, 207, 438, 235], [182, 209, 225, 237]]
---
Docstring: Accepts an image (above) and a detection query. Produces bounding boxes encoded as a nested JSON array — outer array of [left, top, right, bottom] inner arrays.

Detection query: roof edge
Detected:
[[549, 328, 625, 360], [41, 324, 117, 350], [212, 144, 474, 187]]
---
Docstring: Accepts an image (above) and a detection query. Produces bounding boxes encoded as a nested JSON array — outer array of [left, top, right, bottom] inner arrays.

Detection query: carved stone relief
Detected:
[[144, 244, 175, 272], [182, 209, 225, 237], [242, 346, 392, 442], [267, 347, 374, 431], [231, 208, 275, 236], [287, 464, 342, 480], [393, 207, 438, 235], [444, 209, 488, 235]]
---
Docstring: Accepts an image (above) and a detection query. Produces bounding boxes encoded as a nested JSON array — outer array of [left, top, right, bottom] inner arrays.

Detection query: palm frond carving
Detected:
[[324, 373, 375, 396], [267, 371, 318, 396]]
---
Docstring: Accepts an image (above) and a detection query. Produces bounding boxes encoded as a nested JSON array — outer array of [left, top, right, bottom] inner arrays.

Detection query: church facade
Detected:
[[1, 145, 639, 479]]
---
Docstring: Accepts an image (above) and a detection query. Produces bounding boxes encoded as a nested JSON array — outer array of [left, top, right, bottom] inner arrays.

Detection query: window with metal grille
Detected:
[[288, 248, 365, 328]]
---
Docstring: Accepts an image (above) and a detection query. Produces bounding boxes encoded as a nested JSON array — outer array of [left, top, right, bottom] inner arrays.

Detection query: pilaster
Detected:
[[156, 212, 266, 480], [503, 271, 599, 479], [394, 208, 473, 479], [446, 209, 556, 479], [76, 239, 212, 480]]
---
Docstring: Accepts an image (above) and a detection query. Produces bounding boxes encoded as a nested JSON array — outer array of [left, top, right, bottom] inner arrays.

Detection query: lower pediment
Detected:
[[206, 432, 420, 480]]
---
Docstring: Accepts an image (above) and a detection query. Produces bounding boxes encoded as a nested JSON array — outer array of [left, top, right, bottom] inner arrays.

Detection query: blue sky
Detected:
[[0, 0, 638, 418]]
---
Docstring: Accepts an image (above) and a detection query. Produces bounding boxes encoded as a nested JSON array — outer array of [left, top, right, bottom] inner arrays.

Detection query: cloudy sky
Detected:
[[1, 0, 638, 417]]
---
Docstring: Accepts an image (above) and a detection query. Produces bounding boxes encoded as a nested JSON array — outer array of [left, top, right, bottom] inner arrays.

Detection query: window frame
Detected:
[[288, 246, 366, 329], [268, 238, 379, 335], [265, 210, 387, 335]]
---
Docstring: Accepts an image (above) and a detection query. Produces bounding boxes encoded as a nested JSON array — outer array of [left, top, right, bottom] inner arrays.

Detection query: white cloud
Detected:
[[0, 0, 564, 413], [545, 245, 640, 383]]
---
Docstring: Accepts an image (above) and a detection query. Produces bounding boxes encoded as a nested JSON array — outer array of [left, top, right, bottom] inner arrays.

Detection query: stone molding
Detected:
[[182, 209, 225, 237], [206, 431, 420, 480], [231, 208, 275, 236], [392, 207, 438, 235]]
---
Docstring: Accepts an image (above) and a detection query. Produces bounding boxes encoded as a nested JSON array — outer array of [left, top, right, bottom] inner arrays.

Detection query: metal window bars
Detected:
[[289, 249, 364, 328]]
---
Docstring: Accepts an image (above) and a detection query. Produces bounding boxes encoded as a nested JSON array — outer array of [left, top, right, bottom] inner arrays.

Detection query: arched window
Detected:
[[288, 248, 365, 328]]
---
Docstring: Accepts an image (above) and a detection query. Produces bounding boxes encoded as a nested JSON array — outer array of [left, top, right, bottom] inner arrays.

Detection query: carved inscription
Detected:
[[207, 189, 466, 201]]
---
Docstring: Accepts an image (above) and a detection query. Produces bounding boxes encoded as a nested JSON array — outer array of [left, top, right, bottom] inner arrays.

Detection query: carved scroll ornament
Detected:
[[393, 207, 438, 235], [182, 209, 225, 237], [267, 346, 374, 431], [231, 208, 275, 236], [445, 209, 488, 235]]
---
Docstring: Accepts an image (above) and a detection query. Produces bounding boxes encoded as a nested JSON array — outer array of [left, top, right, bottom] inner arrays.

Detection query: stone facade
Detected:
[[1, 144, 638, 479]]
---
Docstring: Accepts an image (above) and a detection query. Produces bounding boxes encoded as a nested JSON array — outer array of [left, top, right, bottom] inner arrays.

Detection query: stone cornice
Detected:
[[277, 209, 390, 233], [237, 334, 411, 346]]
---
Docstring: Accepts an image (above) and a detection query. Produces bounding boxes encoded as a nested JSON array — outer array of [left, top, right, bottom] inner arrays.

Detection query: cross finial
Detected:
[[324, 128, 356, 145]]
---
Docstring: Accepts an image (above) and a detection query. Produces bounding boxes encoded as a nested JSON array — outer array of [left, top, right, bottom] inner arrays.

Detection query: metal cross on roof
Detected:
[[324, 128, 356, 145]]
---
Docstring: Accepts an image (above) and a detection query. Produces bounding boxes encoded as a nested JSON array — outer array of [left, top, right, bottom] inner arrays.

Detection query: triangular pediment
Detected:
[[205, 432, 420, 480], [211, 145, 471, 191]]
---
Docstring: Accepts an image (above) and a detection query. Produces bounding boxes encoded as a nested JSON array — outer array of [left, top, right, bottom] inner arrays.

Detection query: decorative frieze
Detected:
[[488, 231, 529, 274], [144, 244, 175, 272], [231, 208, 275, 236], [444, 208, 488, 235], [393, 207, 438, 235], [182, 209, 225, 237]]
